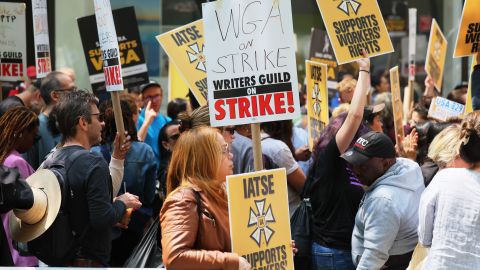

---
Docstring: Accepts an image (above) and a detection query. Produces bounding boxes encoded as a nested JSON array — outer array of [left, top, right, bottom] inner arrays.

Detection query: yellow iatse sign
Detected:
[[306, 60, 329, 151], [157, 20, 208, 105], [227, 168, 294, 270]]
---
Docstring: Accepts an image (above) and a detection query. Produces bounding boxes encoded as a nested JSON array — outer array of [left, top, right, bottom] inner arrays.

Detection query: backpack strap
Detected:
[[62, 149, 92, 252], [192, 189, 203, 249]]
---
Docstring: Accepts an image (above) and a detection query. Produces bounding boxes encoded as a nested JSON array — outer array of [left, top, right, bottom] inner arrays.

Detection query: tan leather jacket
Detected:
[[160, 186, 239, 270]]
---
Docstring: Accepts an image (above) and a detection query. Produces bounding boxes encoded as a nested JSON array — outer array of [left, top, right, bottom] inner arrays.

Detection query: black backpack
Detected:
[[27, 149, 88, 266]]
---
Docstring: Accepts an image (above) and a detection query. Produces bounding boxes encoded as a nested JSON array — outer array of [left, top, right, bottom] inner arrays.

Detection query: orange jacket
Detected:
[[160, 186, 240, 270]]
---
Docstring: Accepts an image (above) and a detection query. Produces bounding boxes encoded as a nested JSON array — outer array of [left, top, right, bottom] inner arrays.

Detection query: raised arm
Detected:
[[336, 50, 370, 154]]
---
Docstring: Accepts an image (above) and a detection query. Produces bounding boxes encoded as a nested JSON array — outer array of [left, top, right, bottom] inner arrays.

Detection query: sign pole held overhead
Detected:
[[404, 8, 416, 124], [93, 0, 125, 142]]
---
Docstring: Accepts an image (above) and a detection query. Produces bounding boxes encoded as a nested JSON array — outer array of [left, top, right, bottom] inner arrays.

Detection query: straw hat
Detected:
[[9, 169, 61, 242]]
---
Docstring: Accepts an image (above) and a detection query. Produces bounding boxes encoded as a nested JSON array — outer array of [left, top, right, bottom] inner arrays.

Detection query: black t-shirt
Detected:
[[308, 139, 364, 250], [54, 146, 126, 265], [0, 96, 24, 117]]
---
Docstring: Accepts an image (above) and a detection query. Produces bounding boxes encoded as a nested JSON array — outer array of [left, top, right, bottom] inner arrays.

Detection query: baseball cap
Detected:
[[341, 131, 396, 166], [140, 81, 161, 94]]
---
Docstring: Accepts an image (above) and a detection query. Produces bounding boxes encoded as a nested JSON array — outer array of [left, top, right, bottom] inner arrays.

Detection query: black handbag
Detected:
[[123, 216, 163, 268], [290, 197, 313, 270], [290, 169, 320, 270]]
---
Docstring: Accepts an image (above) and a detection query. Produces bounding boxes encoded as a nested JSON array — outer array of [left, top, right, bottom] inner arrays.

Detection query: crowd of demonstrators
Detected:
[[1, 52, 480, 269]]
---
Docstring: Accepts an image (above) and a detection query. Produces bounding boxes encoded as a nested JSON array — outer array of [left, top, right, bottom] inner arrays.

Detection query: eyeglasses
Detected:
[[168, 133, 180, 141], [220, 143, 230, 155], [143, 94, 161, 102], [91, 113, 104, 122], [54, 86, 78, 92], [224, 127, 235, 135]]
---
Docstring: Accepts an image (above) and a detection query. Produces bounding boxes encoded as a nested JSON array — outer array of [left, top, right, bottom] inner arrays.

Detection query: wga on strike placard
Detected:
[[0, 2, 26, 82], [32, 0, 52, 78], [203, 0, 300, 127], [93, 0, 123, 91]]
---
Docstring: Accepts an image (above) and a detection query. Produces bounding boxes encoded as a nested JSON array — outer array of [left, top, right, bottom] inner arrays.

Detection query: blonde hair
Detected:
[[166, 127, 227, 206], [428, 124, 461, 168], [332, 103, 350, 118], [337, 78, 357, 93]]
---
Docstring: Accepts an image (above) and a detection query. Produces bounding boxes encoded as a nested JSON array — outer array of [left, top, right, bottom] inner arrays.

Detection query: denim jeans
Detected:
[[311, 242, 355, 270]]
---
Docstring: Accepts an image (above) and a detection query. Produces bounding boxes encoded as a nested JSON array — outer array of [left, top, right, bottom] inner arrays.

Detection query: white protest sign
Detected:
[[428, 96, 465, 122], [93, 0, 124, 92], [203, 0, 301, 127], [0, 2, 26, 82], [408, 8, 416, 81], [32, 0, 51, 78]]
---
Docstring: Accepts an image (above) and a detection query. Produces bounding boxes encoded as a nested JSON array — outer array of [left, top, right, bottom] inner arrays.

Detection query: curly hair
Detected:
[[459, 111, 480, 163], [0, 107, 38, 163], [99, 99, 138, 144]]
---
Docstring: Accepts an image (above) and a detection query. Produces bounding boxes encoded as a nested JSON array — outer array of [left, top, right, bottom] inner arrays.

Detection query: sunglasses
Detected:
[[224, 127, 235, 135], [91, 113, 104, 122], [168, 133, 180, 141]]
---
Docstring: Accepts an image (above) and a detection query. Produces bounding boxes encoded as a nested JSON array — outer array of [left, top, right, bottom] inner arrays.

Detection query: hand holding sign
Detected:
[[238, 257, 252, 270], [357, 48, 371, 70]]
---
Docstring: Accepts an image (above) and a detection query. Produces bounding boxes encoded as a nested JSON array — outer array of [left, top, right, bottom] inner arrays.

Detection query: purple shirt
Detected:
[[1, 150, 38, 266]]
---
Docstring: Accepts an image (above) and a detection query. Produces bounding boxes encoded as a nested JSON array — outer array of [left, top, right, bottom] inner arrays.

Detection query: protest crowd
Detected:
[[1, 0, 480, 270]]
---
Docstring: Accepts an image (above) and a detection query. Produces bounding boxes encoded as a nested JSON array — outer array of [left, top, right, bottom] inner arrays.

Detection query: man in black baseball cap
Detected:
[[342, 131, 424, 270], [341, 131, 395, 185]]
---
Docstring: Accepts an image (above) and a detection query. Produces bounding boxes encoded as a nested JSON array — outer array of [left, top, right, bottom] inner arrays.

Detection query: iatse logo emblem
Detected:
[[248, 199, 276, 247], [336, 0, 361, 16]]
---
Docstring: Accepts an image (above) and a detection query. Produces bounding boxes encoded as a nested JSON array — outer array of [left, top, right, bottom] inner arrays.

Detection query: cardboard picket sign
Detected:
[[465, 56, 478, 114], [428, 96, 465, 122], [168, 61, 190, 102], [157, 20, 207, 106], [32, 0, 52, 78], [202, 0, 301, 127], [390, 66, 404, 145], [425, 19, 447, 92], [453, 0, 480, 58], [227, 168, 294, 270], [315, 0, 394, 65], [78, 7, 149, 94], [0, 2, 26, 82], [309, 28, 338, 90], [305, 60, 329, 151], [93, 0, 124, 92]]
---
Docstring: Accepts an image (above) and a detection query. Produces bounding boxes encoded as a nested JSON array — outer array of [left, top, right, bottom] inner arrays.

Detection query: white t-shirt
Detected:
[[418, 168, 480, 270], [261, 133, 301, 216]]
